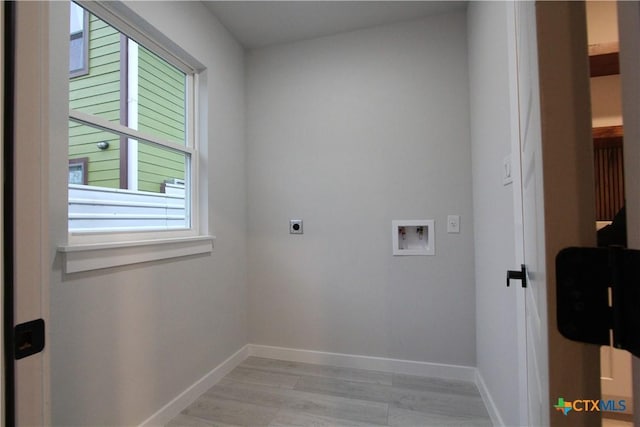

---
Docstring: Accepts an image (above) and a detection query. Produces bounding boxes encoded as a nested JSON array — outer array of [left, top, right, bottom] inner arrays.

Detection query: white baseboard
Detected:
[[139, 344, 249, 427], [248, 344, 477, 382], [140, 343, 499, 427], [475, 370, 504, 427]]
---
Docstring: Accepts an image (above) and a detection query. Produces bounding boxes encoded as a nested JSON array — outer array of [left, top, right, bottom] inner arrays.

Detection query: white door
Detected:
[[511, 3, 602, 424], [512, 1, 550, 425], [11, 2, 51, 424], [617, 2, 640, 423]]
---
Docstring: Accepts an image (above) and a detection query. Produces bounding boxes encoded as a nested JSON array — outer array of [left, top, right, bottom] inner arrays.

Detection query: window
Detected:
[[69, 2, 88, 76], [68, 2, 198, 240], [68, 158, 88, 185]]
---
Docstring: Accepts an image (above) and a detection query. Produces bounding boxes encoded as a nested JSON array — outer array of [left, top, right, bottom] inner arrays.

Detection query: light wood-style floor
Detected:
[[166, 357, 492, 426]]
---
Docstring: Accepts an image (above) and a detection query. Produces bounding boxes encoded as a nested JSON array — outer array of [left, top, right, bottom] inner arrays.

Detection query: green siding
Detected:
[[68, 11, 188, 193], [69, 13, 121, 189], [68, 121, 121, 188], [137, 46, 186, 192], [137, 143, 185, 193]]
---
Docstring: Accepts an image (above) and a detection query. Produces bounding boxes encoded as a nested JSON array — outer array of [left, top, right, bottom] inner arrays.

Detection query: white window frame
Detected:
[[60, 1, 213, 273]]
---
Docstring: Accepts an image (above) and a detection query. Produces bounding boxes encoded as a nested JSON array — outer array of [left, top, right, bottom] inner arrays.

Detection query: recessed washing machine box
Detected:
[[392, 220, 435, 256]]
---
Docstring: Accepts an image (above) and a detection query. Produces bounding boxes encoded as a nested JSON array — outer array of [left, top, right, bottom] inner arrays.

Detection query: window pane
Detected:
[[69, 164, 85, 184], [135, 43, 187, 145], [68, 3, 187, 143], [68, 121, 189, 232], [68, 4, 193, 236], [136, 140, 187, 193], [70, 2, 84, 34], [69, 35, 86, 73], [69, 8, 121, 121], [69, 2, 87, 74], [69, 120, 121, 189]]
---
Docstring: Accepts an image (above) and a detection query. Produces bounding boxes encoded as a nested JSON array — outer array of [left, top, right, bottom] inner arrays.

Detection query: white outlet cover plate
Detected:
[[290, 219, 303, 234], [447, 215, 460, 233]]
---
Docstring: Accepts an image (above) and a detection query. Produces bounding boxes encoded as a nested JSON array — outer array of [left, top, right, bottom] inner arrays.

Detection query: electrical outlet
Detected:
[[289, 219, 303, 234], [447, 215, 460, 233]]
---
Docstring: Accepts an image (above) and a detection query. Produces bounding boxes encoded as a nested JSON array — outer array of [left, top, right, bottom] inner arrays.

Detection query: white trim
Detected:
[[186, 70, 195, 149], [138, 345, 249, 427], [618, 2, 640, 424], [59, 235, 215, 274], [75, 0, 202, 74], [69, 110, 193, 155], [247, 344, 477, 382], [186, 74, 198, 232], [127, 38, 139, 191], [505, 1, 530, 425], [475, 370, 504, 427]]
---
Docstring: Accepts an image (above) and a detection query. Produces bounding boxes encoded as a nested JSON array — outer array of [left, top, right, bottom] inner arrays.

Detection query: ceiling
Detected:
[[203, 1, 467, 50]]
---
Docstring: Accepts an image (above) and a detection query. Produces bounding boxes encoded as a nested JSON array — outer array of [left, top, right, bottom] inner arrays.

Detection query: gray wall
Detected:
[[42, 3, 521, 424], [246, 11, 477, 366], [467, 2, 520, 425], [48, 2, 248, 425]]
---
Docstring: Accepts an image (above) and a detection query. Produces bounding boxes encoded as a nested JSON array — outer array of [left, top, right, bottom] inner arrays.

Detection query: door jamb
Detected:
[[505, 2, 529, 424], [617, 2, 640, 424], [536, 2, 601, 425]]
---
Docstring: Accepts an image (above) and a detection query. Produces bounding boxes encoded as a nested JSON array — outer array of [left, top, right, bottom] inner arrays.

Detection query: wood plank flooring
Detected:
[[166, 357, 492, 427]]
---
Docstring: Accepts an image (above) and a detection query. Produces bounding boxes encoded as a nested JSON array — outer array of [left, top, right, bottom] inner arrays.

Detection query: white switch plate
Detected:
[[447, 215, 460, 233], [503, 154, 513, 186]]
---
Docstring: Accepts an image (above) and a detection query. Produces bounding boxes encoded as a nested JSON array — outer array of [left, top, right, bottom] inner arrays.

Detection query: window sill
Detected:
[[58, 235, 215, 274]]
